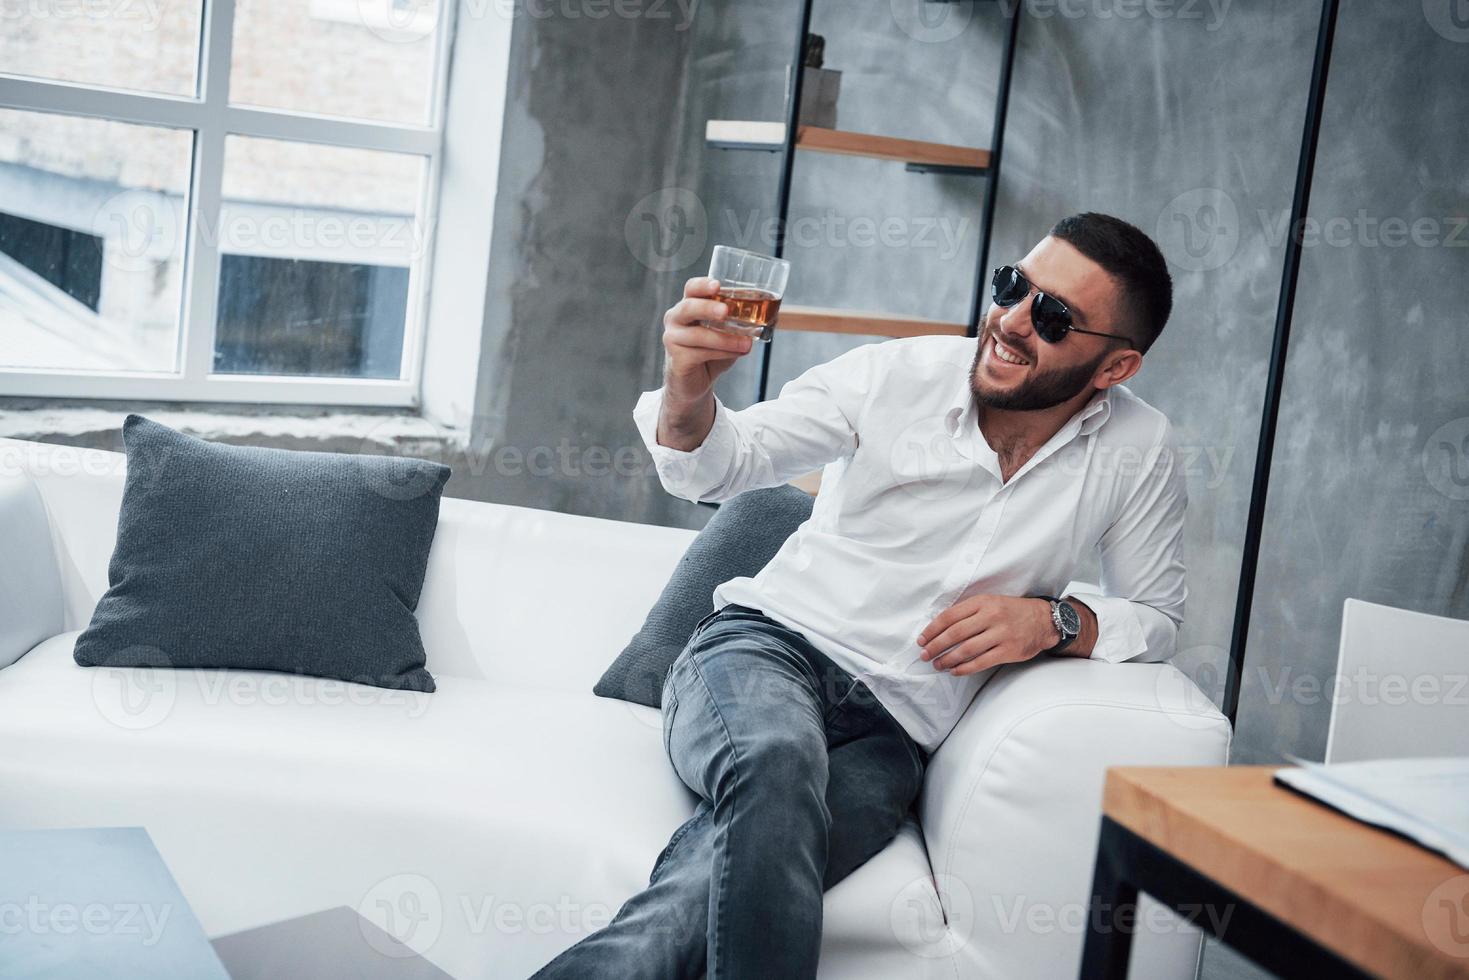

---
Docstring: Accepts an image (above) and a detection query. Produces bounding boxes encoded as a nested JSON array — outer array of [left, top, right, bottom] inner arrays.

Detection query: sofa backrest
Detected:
[[2, 437, 696, 692], [416, 496, 693, 688]]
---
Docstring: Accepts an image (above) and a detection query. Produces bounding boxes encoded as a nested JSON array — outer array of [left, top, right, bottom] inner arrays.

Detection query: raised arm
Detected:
[[649, 276, 753, 453], [633, 277, 878, 504]]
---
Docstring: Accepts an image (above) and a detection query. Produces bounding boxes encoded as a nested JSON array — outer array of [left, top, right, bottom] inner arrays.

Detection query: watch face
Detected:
[[1058, 601, 1082, 636]]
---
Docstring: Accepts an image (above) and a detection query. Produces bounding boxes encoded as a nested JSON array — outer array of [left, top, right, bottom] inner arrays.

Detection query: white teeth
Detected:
[[993, 338, 1029, 366]]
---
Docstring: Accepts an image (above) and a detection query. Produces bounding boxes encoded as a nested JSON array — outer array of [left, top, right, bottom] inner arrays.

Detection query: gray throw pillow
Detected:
[[73, 415, 450, 692], [594, 485, 814, 708]]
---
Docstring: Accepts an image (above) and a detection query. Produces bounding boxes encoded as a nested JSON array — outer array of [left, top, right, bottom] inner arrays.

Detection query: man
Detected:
[[532, 212, 1185, 979]]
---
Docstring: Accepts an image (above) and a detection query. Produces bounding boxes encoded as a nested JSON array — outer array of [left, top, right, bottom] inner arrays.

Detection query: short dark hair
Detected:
[[1049, 212, 1172, 354]]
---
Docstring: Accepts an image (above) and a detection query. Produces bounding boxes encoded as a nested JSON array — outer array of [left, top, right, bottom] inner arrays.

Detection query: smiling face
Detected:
[[970, 236, 1141, 412]]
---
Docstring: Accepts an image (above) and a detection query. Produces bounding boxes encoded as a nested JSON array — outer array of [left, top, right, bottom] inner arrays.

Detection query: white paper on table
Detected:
[[1275, 756, 1469, 870]]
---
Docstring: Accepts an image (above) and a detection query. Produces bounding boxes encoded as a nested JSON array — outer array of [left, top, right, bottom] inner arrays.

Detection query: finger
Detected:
[[950, 648, 1011, 676], [916, 608, 959, 647], [684, 276, 721, 298], [668, 324, 754, 355], [930, 633, 999, 672], [669, 297, 729, 326], [675, 342, 752, 368], [916, 595, 987, 646], [919, 612, 989, 662]]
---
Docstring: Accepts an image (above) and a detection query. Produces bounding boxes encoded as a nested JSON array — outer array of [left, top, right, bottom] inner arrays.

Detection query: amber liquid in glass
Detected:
[[713, 287, 783, 341]]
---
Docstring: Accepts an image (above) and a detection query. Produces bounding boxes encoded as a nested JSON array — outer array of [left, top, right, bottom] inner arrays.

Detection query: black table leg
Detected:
[[1078, 815, 1375, 980], [1081, 817, 1140, 980]]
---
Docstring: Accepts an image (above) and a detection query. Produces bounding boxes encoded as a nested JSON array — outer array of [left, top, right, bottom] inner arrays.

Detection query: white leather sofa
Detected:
[[0, 436, 1231, 980]]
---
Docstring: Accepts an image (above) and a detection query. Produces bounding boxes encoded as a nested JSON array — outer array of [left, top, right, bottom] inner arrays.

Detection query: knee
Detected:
[[738, 732, 828, 799]]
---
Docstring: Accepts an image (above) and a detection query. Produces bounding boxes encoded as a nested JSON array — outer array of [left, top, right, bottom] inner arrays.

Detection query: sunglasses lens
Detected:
[[1032, 293, 1072, 343], [991, 267, 1027, 307]]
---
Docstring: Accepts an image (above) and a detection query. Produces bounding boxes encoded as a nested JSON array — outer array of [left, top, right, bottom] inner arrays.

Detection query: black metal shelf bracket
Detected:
[[904, 162, 989, 177]]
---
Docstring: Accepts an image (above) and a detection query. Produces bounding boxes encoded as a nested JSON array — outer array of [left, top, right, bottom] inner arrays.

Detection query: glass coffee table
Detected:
[[0, 827, 451, 979]]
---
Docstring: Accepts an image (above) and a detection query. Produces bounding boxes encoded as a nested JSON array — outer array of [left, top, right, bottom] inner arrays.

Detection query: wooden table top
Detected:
[[1104, 766, 1469, 980]]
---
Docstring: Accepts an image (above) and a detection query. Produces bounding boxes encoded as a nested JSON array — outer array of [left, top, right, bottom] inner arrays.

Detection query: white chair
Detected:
[[1324, 598, 1469, 763]]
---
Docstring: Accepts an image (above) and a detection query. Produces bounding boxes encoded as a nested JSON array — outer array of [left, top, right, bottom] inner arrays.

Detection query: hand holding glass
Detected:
[[703, 246, 790, 343]]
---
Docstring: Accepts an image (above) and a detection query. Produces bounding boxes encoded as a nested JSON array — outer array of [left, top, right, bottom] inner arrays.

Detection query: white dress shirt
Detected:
[[632, 335, 1187, 751]]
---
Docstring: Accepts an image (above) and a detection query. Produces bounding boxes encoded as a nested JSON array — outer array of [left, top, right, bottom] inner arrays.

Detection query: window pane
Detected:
[[0, 109, 190, 373], [230, 0, 442, 125], [0, 0, 201, 96], [216, 135, 424, 379]]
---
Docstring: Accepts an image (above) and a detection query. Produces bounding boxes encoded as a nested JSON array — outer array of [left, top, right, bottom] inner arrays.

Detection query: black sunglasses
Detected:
[[990, 266, 1134, 348]]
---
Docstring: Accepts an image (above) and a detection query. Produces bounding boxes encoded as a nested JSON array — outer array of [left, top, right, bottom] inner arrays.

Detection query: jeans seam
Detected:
[[685, 649, 744, 979], [648, 806, 702, 885], [661, 687, 679, 761]]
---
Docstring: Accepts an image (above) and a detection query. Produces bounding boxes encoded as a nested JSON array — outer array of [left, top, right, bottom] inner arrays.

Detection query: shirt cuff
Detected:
[[1067, 592, 1147, 664], [631, 388, 737, 499]]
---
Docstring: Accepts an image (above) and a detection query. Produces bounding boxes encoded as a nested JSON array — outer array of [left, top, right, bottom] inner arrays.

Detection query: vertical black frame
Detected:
[[967, 1, 1023, 337], [753, 0, 817, 405], [1223, 0, 1341, 726]]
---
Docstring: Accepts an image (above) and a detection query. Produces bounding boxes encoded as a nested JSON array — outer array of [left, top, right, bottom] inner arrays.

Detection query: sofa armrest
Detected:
[[918, 657, 1230, 980], [0, 470, 65, 669]]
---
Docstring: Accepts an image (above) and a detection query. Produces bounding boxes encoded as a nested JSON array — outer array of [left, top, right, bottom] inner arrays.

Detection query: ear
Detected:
[[1092, 347, 1143, 390]]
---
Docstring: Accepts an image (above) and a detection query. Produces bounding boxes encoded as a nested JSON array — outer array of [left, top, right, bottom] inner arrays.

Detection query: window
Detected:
[[0, 0, 454, 406]]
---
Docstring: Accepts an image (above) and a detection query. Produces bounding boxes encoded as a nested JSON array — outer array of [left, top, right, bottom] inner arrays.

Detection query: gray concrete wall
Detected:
[[986, 0, 1322, 734], [456, 3, 705, 529], [1235, 0, 1469, 764]]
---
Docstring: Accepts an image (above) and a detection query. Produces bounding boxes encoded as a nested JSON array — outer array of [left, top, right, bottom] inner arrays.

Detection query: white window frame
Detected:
[[0, 0, 458, 407]]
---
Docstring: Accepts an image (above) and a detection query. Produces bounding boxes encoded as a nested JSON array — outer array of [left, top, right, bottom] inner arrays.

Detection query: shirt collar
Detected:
[[1078, 387, 1114, 434], [944, 365, 976, 440]]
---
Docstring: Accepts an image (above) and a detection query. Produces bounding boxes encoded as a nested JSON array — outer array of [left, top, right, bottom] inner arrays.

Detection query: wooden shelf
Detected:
[[797, 126, 990, 172], [777, 305, 969, 339], [705, 120, 990, 174]]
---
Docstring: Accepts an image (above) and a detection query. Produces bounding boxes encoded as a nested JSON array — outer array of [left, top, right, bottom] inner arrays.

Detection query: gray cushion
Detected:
[[594, 485, 814, 708], [73, 415, 450, 691]]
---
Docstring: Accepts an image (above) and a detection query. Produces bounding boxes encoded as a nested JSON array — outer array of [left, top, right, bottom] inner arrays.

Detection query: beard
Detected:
[[968, 326, 1108, 412]]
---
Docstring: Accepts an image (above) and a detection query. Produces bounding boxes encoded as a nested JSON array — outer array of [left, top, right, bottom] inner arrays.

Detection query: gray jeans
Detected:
[[530, 603, 926, 980]]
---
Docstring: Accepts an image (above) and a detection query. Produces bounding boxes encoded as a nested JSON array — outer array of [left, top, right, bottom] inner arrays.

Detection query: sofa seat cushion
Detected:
[[1, 634, 950, 979]]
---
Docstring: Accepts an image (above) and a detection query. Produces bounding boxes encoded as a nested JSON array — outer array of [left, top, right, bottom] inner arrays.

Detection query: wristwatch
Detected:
[[1042, 596, 1081, 653]]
